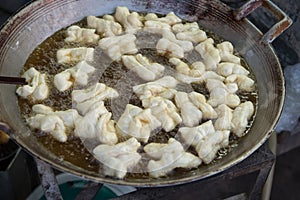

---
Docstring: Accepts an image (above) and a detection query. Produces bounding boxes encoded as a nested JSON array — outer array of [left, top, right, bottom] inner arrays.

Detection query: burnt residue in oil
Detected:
[[18, 12, 258, 179]]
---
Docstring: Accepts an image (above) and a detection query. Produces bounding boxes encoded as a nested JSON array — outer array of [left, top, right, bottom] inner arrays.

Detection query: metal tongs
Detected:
[[0, 76, 27, 85]]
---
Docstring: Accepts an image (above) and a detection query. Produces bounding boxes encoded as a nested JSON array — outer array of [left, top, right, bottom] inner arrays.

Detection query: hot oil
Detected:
[[36, 134, 99, 172], [18, 19, 102, 171], [18, 14, 258, 179]]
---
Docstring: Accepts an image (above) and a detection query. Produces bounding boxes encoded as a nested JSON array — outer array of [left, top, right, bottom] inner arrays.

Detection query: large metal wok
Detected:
[[0, 0, 292, 186]]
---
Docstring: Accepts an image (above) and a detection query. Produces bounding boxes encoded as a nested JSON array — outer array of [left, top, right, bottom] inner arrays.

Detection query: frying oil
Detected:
[[18, 16, 258, 178]]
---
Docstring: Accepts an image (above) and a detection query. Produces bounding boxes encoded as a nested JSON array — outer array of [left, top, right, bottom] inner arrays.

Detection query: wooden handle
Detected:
[[233, 0, 293, 44], [0, 76, 27, 85]]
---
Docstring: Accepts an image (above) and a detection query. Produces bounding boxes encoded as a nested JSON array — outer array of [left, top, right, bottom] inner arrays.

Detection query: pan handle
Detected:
[[233, 0, 292, 44]]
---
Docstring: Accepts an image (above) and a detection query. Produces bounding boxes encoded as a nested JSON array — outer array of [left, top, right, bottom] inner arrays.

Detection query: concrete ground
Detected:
[[271, 146, 300, 199]]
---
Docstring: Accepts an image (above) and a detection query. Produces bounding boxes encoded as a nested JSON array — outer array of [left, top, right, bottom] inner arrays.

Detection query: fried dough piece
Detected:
[[54, 61, 95, 91], [217, 41, 241, 64], [87, 15, 122, 37], [172, 22, 207, 43], [195, 38, 221, 71], [57, 47, 94, 64], [28, 104, 79, 142], [156, 30, 193, 58], [231, 101, 254, 137], [117, 104, 161, 143], [98, 33, 138, 61], [93, 137, 141, 179], [65, 25, 99, 43], [179, 120, 230, 164], [122, 54, 164, 81], [206, 79, 240, 108], [145, 138, 201, 178], [175, 92, 202, 127], [114, 6, 143, 33], [16, 67, 49, 101]]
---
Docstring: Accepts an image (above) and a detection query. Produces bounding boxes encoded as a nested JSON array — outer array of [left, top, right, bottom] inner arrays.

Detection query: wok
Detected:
[[0, 0, 292, 186]]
